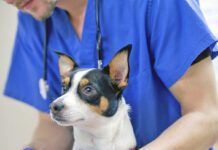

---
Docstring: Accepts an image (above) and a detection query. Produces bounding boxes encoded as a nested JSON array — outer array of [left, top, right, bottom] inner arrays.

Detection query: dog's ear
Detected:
[[55, 51, 78, 78], [104, 44, 132, 90]]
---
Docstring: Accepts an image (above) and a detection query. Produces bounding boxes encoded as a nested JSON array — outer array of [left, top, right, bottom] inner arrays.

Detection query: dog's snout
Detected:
[[50, 102, 65, 113]]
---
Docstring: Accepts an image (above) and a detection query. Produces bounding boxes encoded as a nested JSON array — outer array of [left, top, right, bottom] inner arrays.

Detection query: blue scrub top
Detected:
[[4, 0, 218, 148]]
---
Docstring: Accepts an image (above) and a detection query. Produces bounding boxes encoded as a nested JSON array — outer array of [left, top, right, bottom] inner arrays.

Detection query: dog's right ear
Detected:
[[55, 51, 78, 78], [103, 44, 132, 91]]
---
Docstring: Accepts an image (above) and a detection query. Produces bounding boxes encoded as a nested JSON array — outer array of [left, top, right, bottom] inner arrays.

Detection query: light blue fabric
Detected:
[[4, 0, 217, 148]]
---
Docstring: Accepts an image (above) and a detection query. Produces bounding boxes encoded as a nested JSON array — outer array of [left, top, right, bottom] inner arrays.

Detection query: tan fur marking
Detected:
[[118, 80, 128, 88], [90, 106, 102, 115], [79, 78, 90, 87], [62, 77, 70, 86], [100, 96, 109, 112], [89, 96, 109, 115]]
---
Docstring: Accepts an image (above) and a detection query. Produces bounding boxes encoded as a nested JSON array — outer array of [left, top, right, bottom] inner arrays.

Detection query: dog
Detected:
[[50, 45, 136, 150]]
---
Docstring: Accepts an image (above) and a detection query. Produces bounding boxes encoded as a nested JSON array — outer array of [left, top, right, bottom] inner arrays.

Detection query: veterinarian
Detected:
[[3, 0, 218, 149]]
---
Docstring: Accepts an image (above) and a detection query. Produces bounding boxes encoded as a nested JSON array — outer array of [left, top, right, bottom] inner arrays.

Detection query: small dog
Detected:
[[50, 45, 136, 150]]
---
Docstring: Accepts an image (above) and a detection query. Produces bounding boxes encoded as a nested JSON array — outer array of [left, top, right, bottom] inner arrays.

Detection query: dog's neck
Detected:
[[73, 97, 136, 150]]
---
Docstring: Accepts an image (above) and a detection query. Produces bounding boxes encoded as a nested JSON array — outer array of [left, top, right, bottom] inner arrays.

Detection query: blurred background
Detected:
[[0, 0, 217, 149]]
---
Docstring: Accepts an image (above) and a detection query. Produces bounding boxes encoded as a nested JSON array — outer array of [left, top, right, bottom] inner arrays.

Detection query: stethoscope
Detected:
[[39, 0, 102, 100]]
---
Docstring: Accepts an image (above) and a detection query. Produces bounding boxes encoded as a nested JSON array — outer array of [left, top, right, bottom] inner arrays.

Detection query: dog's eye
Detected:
[[82, 85, 97, 96]]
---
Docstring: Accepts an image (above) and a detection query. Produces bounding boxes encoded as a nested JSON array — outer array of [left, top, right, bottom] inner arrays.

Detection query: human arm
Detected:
[[215, 141, 218, 149], [24, 111, 74, 150], [141, 56, 218, 150]]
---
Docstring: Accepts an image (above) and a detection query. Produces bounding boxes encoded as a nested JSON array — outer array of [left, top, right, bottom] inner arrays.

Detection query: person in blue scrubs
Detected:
[[3, 0, 218, 149]]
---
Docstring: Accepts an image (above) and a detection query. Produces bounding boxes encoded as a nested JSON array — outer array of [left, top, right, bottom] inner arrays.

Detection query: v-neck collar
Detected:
[[49, 0, 98, 67], [48, 0, 132, 69], [65, 0, 90, 45], [62, 0, 94, 49]]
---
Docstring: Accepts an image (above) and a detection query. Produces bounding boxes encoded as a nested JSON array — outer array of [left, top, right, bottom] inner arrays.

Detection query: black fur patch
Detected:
[[77, 70, 120, 117]]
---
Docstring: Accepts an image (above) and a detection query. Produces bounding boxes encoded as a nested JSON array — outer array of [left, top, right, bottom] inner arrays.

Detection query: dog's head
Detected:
[[50, 45, 131, 127]]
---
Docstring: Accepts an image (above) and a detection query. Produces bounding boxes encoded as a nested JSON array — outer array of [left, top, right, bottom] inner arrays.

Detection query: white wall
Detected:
[[0, 2, 38, 150], [0, 1, 217, 150]]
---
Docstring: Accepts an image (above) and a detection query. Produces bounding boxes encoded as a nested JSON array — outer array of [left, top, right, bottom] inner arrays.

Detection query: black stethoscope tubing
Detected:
[[95, 0, 103, 69], [43, 20, 48, 82], [43, 0, 102, 85]]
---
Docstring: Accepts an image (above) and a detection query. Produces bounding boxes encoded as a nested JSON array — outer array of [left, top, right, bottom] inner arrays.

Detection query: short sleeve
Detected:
[[148, 0, 218, 88], [4, 11, 57, 112]]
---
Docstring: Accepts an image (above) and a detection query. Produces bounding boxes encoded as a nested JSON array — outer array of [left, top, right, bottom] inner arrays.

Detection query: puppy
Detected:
[[50, 45, 136, 150]]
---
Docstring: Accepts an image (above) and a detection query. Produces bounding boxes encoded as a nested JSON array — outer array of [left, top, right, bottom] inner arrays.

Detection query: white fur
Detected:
[[51, 69, 136, 150], [72, 98, 136, 150]]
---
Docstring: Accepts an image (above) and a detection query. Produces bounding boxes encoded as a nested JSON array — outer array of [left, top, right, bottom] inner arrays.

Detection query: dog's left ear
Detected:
[[104, 44, 132, 90], [55, 51, 78, 93], [56, 52, 78, 78]]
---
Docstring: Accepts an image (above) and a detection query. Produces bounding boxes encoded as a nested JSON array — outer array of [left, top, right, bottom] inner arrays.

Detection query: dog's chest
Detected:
[[72, 114, 136, 150], [73, 127, 115, 150]]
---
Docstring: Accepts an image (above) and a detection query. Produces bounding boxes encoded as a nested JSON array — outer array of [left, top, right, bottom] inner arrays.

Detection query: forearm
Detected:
[[141, 111, 218, 150], [141, 57, 218, 150], [27, 112, 74, 150], [214, 140, 218, 149]]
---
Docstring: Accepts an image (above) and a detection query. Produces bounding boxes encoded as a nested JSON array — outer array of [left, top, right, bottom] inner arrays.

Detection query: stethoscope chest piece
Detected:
[[39, 78, 49, 100], [39, 0, 102, 99]]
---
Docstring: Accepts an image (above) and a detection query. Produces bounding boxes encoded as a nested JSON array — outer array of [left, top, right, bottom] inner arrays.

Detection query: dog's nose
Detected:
[[50, 102, 65, 113]]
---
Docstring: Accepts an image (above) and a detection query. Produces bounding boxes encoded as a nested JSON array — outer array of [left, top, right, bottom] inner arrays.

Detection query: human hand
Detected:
[[23, 146, 34, 150]]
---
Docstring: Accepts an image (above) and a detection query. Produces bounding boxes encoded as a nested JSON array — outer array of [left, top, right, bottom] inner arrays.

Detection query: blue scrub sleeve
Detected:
[[148, 0, 218, 88], [4, 12, 60, 112]]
